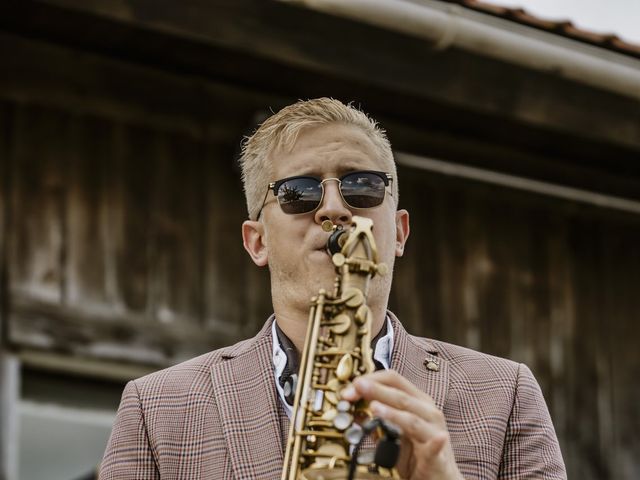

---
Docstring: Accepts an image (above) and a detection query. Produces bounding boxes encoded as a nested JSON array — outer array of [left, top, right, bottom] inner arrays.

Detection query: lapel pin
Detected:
[[424, 359, 440, 372]]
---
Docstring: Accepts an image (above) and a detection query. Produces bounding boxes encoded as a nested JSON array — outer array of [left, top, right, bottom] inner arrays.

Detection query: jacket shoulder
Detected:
[[131, 336, 257, 396], [411, 335, 522, 385]]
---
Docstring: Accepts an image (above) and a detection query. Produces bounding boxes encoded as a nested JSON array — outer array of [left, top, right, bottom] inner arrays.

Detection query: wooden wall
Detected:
[[0, 31, 275, 365], [393, 168, 640, 480], [1, 30, 639, 480]]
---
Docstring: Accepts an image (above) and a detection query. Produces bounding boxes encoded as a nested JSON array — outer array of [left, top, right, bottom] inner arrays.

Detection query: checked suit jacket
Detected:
[[100, 314, 566, 479]]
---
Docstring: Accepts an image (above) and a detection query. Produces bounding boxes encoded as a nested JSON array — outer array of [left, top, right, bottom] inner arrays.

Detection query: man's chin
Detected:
[[306, 262, 339, 295]]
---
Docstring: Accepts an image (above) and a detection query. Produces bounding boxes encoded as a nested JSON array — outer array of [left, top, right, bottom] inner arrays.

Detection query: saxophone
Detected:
[[281, 216, 402, 480]]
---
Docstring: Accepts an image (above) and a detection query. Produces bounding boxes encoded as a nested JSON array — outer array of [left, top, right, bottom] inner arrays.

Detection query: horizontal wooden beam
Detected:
[[8, 291, 244, 367], [18, 348, 154, 382], [397, 152, 640, 214]]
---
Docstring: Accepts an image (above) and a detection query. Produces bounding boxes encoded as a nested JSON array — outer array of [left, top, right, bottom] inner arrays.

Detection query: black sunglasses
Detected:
[[256, 170, 392, 219]]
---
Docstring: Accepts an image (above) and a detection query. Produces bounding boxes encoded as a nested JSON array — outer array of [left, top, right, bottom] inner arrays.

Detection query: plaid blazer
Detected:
[[100, 314, 566, 479]]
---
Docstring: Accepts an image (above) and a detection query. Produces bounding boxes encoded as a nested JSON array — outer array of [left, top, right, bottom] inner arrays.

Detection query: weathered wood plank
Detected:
[[475, 191, 514, 360], [389, 166, 442, 338], [67, 115, 215, 327], [9, 291, 238, 365], [8, 105, 69, 303], [108, 125, 203, 326], [115, 125, 155, 314], [601, 222, 640, 480], [144, 129, 202, 325], [500, 199, 550, 372], [565, 216, 609, 480], [65, 115, 113, 309], [545, 216, 575, 454], [202, 141, 271, 337]]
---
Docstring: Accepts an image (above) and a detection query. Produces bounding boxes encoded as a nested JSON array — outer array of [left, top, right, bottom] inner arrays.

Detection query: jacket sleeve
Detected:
[[498, 363, 567, 479], [99, 380, 160, 479]]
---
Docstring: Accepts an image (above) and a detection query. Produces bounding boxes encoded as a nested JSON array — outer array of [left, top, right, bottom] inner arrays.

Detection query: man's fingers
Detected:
[[370, 400, 436, 444], [353, 377, 442, 425], [357, 370, 417, 394], [342, 370, 427, 403], [340, 384, 360, 402], [424, 432, 448, 459]]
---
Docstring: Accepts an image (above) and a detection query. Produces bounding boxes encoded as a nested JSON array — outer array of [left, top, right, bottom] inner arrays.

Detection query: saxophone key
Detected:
[[313, 389, 325, 411], [327, 313, 351, 334], [336, 353, 354, 381], [333, 412, 353, 431]]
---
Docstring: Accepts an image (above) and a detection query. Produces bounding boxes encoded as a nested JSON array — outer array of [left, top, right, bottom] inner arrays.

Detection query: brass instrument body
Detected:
[[281, 217, 399, 480]]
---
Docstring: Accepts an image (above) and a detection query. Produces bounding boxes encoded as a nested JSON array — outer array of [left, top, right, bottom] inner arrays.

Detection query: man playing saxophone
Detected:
[[100, 98, 566, 479]]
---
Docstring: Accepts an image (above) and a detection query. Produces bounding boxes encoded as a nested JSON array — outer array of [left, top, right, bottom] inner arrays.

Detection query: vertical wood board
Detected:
[[8, 105, 70, 304]]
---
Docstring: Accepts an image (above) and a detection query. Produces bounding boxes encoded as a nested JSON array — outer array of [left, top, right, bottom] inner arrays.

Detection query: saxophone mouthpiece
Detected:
[[326, 224, 347, 256]]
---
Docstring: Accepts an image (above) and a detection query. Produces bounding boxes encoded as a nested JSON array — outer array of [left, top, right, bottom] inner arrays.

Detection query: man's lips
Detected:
[[312, 243, 332, 259], [311, 235, 331, 252]]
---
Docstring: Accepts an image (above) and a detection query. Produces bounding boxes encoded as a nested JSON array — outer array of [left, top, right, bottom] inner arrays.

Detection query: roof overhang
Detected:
[[1, 0, 638, 181], [281, 0, 640, 100]]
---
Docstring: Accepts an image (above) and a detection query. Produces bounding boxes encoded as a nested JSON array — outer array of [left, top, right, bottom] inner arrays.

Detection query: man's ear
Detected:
[[395, 209, 410, 257], [242, 220, 268, 266]]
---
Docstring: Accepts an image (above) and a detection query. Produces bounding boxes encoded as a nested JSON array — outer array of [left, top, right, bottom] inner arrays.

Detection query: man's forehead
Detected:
[[268, 124, 385, 177], [272, 152, 384, 179], [290, 123, 374, 149]]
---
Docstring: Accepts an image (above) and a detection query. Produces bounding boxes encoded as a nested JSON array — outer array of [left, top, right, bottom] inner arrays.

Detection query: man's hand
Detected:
[[342, 370, 463, 480]]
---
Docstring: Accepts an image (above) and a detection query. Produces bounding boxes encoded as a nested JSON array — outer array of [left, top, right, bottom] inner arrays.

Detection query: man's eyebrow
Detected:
[[336, 163, 368, 174], [339, 164, 361, 171], [292, 161, 372, 178], [296, 165, 360, 177]]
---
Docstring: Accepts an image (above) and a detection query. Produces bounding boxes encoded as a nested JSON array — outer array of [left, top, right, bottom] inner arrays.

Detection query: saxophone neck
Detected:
[[325, 217, 388, 294]]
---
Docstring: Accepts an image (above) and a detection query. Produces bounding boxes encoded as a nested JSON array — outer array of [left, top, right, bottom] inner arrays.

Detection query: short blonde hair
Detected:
[[239, 98, 398, 220]]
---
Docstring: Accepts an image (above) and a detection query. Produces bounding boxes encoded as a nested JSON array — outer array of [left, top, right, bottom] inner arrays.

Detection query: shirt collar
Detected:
[[271, 316, 395, 417]]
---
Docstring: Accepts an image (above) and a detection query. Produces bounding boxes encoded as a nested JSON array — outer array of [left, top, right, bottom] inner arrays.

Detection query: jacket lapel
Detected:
[[388, 313, 449, 411], [210, 319, 284, 479]]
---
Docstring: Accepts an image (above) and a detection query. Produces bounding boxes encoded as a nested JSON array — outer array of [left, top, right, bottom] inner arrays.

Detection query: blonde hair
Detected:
[[239, 98, 398, 220]]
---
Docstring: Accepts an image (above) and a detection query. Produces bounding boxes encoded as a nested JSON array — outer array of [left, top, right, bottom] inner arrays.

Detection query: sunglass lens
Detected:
[[341, 172, 387, 208], [277, 177, 323, 214]]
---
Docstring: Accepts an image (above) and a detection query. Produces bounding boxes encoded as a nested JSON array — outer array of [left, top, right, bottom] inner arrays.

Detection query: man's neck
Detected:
[[272, 310, 308, 353], [273, 304, 388, 354]]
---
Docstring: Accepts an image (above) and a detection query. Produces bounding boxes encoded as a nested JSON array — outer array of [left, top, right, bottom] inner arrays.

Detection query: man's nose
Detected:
[[314, 179, 351, 226]]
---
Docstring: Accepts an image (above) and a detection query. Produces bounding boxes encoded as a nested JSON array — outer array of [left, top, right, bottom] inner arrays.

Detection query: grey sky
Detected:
[[489, 0, 640, 44]]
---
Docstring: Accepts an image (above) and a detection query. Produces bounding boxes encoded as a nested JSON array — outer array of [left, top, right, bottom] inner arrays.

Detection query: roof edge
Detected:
[[279, 0, 640, 100]]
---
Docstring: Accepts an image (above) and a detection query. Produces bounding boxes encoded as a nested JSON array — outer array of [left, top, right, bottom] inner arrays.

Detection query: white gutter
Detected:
[[278, 0, 640, 100]]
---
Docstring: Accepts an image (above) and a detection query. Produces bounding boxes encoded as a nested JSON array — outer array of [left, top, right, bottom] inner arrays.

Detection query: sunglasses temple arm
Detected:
[[254, 186, 273, 221]]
